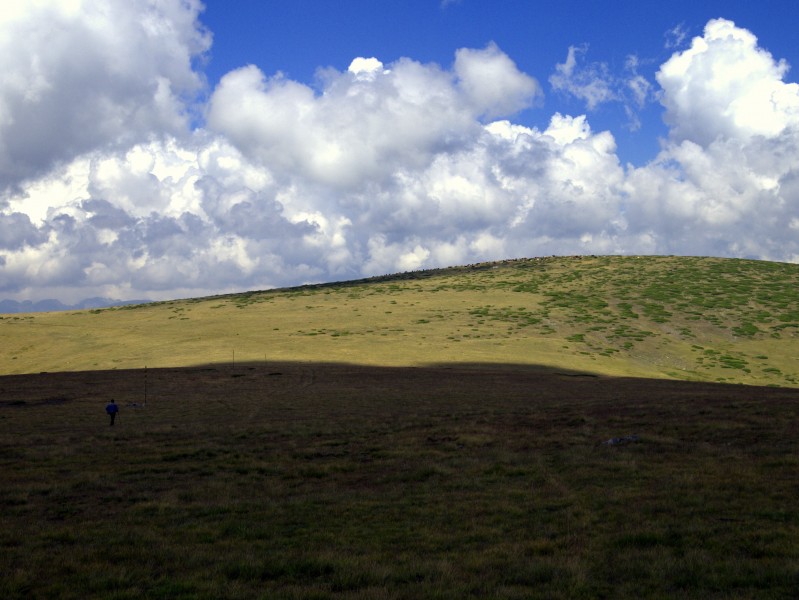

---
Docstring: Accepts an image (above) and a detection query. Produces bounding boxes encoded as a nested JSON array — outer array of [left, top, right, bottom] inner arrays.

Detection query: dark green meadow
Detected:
[[2, 363, 798, 598]]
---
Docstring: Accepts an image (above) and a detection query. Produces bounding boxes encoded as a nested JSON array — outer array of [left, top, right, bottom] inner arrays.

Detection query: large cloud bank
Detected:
[[1, 4, 798, 302]]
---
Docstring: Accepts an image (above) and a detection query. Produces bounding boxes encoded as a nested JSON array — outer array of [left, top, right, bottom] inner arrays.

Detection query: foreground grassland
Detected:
[[1, 364, 798, 598], [2, 256, 798, 387]]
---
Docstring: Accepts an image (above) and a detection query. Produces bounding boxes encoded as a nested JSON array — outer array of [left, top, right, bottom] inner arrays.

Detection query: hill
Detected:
[[1, 255, 798, 386], [3, 255, 799, 597]]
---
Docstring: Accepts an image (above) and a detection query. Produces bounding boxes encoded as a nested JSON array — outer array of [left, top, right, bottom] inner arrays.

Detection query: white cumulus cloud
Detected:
[[657, 18, 799, 145], [0, 6, 798, 305], [453, 43, 542, 118], [0, 0, 210, 191]]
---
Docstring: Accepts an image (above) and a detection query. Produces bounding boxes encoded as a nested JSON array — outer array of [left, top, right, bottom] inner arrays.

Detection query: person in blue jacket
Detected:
[[106, 399, 119, 426]]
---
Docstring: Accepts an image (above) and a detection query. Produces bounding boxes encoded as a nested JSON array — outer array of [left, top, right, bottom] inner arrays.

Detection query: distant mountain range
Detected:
[[0, 297, 151, 314]]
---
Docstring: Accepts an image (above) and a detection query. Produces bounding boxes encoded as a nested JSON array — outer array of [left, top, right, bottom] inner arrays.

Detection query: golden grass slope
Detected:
[[2, 255, 798, 386]]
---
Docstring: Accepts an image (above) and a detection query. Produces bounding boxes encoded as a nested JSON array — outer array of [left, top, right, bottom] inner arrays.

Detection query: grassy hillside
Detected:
[[3, 257, 799, 597], [2, 255, 798, 386]]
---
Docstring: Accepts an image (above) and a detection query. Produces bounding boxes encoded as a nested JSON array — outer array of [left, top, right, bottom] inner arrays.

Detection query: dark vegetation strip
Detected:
[[1, 363, 798, 599]]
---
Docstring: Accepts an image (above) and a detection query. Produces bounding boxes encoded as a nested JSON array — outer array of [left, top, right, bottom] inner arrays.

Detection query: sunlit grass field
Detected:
[[2, 255, 798, 386]]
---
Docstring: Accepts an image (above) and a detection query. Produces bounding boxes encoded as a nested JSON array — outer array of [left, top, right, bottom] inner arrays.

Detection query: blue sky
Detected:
[[1, 1, 799, 306]]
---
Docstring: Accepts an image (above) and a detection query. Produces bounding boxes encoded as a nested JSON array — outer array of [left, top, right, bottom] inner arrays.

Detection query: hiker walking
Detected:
[[106, 399, 119, 426]]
